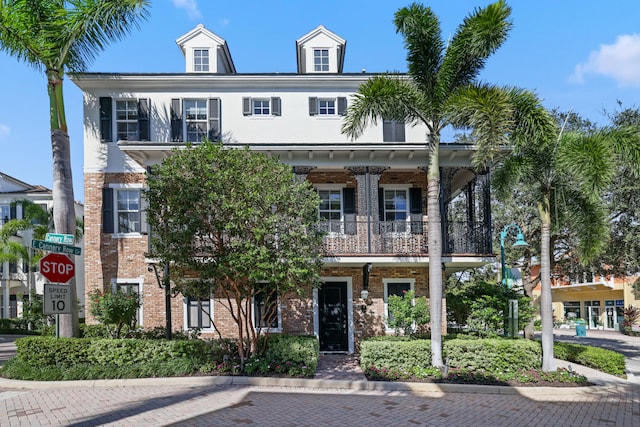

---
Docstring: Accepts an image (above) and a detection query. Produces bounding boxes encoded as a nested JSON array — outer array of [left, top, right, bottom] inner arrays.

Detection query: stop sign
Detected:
[[40, 253, 75, 283]]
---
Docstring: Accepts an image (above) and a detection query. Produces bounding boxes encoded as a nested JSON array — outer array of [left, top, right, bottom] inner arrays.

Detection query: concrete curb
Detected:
[[0, 373, 634, 396]]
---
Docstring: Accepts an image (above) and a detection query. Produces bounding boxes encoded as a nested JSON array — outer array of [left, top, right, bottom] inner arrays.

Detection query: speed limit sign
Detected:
[[43, 284, 72, 314]]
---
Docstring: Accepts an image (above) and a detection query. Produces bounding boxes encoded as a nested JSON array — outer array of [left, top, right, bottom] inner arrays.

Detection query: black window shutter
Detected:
[[337, 97, 347, 116], [378, 187, 385, 220], [102, 188, 114, 233], [99, 97, 112, 142], [242, 97, 252, 116], [9, 204, 16, 219], [170, 99, 182, 141], [309, 97, 317, 115], [138, 98, 150, 141], [383, 120, 392, 142], [271, 97, 281, 116], [209, 98, 221, 141], [396, 121, 406, 142], [410, 188, 422, 214], [343, 188, 355, 214]]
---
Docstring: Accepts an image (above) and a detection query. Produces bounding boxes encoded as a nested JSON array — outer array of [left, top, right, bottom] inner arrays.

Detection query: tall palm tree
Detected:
[[494, 124, 640, 371], [0, 0, 149, 337], [342, 1, 553, 368]]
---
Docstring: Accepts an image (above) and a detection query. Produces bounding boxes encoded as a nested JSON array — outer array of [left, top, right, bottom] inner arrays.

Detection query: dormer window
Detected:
[[314, 49, 329, 72], [194, 49, 209, 72]]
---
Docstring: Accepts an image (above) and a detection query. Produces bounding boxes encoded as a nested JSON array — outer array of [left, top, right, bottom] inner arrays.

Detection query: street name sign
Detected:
[[43, 284, 72, 314], [45, 233, 75, 245], [40, 253, 75, 284], [31, 239, 81, 256]]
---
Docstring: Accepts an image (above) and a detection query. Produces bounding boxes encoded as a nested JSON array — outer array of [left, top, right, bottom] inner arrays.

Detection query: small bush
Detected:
[[444, 338, 541, 374]]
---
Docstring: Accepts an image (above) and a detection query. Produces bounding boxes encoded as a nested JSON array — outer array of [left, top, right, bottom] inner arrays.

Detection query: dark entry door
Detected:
[[319, 281, 348, 351]]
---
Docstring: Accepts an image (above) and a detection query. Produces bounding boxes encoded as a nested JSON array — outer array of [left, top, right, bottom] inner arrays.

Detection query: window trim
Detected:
[[115, 99, 139, 141], [184, 296, 215, 331], [252, 285, 282, 333], [106, 184, 144, 237], [316, 184, 346, 235], [193, 48, 210, 72], [383, 278, 415, 332], [381, 185, 411, 234], [111, 277, 144, 327], [313, 48, 330, 72]]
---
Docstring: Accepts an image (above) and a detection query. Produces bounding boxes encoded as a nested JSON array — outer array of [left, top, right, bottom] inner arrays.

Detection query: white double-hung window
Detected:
[[115, 100, 139, 141], [193, 49, 209, 72], [314, 49, 329, 71], [184, 99, 208, 142], [382, 188, 409, 233], [318, 189, 343, 234]]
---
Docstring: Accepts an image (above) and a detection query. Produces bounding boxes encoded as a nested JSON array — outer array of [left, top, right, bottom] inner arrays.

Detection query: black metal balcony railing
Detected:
[[320, 220, 491, 256]]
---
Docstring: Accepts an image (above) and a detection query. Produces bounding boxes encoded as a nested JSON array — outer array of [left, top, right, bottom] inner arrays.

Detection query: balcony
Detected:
[[320, 220, 491, 256]]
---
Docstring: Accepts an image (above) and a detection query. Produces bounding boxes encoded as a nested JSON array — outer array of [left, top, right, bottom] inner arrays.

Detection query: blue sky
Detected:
[[2, 0, 640, 203]]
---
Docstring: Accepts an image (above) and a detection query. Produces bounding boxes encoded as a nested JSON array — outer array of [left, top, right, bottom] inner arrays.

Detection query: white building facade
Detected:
[[71, 25, 494, 351]]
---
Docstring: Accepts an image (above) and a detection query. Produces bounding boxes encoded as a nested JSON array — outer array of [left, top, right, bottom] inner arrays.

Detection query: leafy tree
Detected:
[[494, 113, 640, 370], [387, 289, 429, 336], [88, 289, 140, 338], [341, 1, 553, 368], [145, 142, 324, 368], [0, 0, 149, 337]]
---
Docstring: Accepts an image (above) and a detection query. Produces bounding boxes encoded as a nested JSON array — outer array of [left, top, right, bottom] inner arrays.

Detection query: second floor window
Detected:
[[314, 49, 329, 71], [194, 49, 209, 72], [319, 99, 335, 115], [383, 119, 406, 142], [116, 100, 139, 141], [253, 99, 270, 115], [383, 189, 408, 232], [309, 97, 347, 116], [319, 190, 342, 233]]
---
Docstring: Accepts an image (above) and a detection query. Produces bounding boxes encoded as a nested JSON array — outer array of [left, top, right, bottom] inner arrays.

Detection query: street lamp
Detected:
[[500, 224, 529, 288], [499, 223, 528, 338]]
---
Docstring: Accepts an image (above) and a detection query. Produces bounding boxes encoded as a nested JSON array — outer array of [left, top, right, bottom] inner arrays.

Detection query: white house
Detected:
[[71, 24, 494, 352], [0, 172, 85, 319]]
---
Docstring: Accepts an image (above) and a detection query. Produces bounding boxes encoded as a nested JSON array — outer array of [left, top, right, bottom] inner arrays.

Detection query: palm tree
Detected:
[[494, 123, 640, 371], [0, 0, 149, 337], [341, 1, 553, 368]]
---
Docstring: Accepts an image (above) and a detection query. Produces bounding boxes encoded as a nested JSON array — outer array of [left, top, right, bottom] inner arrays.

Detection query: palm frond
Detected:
[[341, 75, 426, 139], [562, 188, 609, 262], [437, 0, 512, 98], [507, 88, 556, 150], [394, 3, 444, 106]]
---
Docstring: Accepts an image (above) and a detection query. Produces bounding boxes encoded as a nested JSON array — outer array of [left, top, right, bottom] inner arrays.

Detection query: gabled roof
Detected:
[[175, 24, 236, 73], [296, 25, 346, 73], [0, 172, 50, 194]]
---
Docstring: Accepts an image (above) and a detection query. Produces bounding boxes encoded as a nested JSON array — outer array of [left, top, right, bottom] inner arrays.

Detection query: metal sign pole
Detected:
[[56, 314, 59, 339]]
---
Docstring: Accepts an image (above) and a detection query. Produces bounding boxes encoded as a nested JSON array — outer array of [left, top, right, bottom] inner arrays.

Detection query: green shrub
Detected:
[[387, 290, 429, 336], [443, 338, 541, 374], [88, 289, 140, 338], [261, 334, 318, 377], [554, 341, 626, 377], [360, 339, 431, 373], [15, 336, 92, 367]]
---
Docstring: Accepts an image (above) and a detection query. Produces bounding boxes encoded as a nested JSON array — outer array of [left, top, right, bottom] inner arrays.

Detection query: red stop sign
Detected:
[[40, 253, 75, 283]]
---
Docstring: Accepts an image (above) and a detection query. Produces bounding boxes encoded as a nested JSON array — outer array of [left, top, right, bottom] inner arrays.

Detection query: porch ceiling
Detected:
[[322, 254, 495, 275], [118, 141, 479, 169]]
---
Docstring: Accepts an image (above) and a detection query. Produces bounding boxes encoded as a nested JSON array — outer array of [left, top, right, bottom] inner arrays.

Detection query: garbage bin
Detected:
[[575, 320, 587, 337]]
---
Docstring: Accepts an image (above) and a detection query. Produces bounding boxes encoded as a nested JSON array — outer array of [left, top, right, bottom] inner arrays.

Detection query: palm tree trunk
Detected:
[[48, 70, 78, 338], [538, 196, 555, 372], [427, 134, 443, 369]]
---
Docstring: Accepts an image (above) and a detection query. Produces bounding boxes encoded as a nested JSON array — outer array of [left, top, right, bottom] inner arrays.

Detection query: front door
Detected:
[[318, 281, 348, 351]]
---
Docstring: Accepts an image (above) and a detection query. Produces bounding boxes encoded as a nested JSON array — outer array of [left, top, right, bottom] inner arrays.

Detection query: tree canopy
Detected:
[[145, 142, 324, 364]]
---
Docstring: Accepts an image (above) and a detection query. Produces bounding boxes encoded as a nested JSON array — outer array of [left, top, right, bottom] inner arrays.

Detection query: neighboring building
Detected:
[[531, 263, 640, 331], [0, 172, 85, 319], [71, 24, 494, 352]]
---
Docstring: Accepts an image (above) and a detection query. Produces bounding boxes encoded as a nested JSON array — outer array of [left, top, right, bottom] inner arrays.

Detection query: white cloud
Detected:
[[571, 34, 640, 86], [172, 0, 201, 20], [0, 123, 9, 139]]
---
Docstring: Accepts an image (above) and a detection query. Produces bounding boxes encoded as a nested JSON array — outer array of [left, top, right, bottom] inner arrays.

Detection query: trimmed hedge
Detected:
[[360, 339, 431, 372], [361, 338, 542, 374], [14, 336, 209, 368], [444, 338, 541, 374], [264, 334, 319, 372], [553, 341, 626, 377]]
